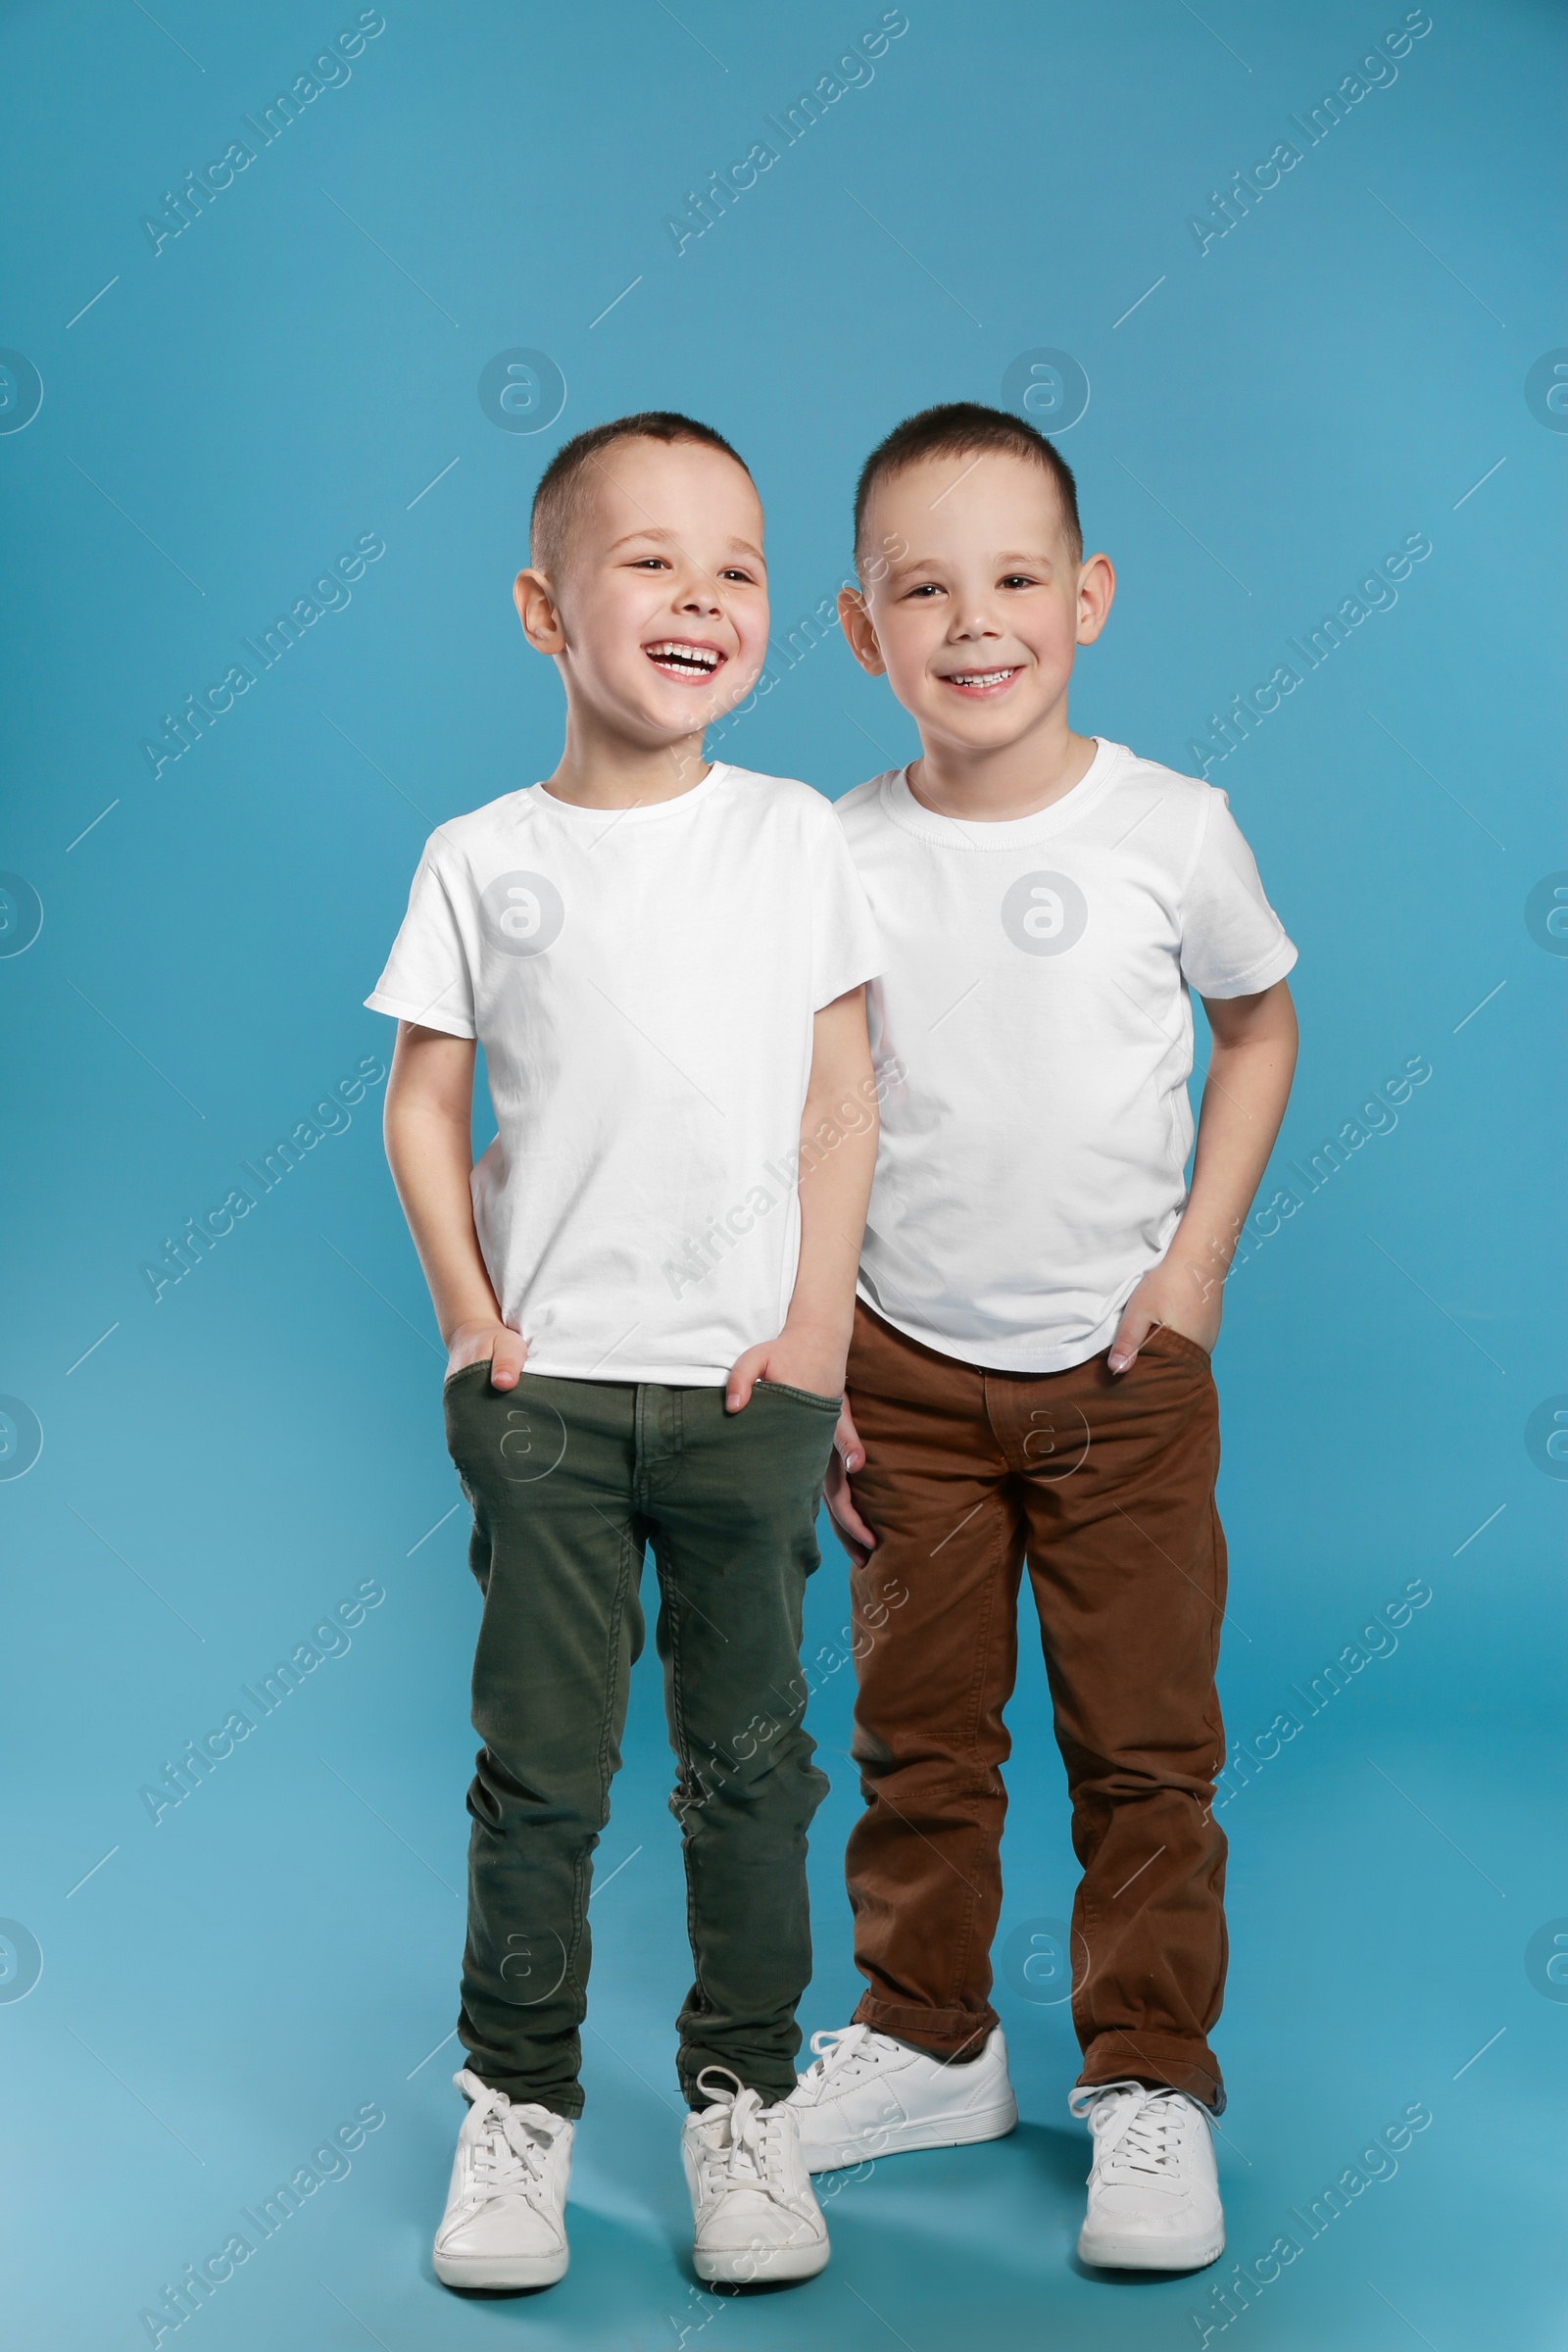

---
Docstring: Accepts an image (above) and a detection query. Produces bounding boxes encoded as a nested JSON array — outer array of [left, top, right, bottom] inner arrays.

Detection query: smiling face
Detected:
[[515, 435, 769, 752], [847, 448, 1110, 761]]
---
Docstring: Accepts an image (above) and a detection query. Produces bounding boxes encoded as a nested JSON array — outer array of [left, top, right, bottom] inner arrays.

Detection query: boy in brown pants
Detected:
[[786, 404, 1298, 2275]]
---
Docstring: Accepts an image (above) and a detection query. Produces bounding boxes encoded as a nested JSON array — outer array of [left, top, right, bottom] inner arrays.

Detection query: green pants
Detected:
[[442, 1363, 841, 2117]]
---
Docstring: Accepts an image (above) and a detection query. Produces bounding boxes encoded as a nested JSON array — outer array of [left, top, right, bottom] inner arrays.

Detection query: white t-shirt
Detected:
[[837, 740, 1297, 1374], [368, 762, 882, 1384]]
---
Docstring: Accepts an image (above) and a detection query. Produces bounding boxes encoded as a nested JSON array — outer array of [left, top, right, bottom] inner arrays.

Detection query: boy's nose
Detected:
[[677, 574, 724, 614]]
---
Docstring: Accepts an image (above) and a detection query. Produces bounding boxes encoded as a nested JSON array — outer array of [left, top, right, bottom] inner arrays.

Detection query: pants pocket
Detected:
[[448, 1384, 573, 1492], [1140, 1324, 1213, 1367], [753, 1377, 843, 1411]]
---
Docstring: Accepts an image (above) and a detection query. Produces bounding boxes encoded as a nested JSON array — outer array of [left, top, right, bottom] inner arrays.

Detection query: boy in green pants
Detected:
[[368, 413, 880, 2290]]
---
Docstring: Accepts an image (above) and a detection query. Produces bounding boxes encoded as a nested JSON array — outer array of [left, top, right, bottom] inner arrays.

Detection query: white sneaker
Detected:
[[432, 2068, 572, 2290], [787, 2023, 1017, 2173], [1069, 2080, 1225, 2272], [681, 2068, 830, 2284]]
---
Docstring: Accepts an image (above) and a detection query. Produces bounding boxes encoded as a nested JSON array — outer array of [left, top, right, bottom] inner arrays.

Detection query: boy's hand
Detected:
[[1107, 980, 1298, 1375], [724, 1321, 847, 1414], [1106, 1255, 1222, 1376], [445, 1318, 527, 1391], [823, 1401, 877, 1568]]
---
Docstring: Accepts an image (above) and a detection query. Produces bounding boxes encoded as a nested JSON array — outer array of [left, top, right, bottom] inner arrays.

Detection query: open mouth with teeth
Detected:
[[644, 639, 727, 682], [939, 664, 1023, 696]]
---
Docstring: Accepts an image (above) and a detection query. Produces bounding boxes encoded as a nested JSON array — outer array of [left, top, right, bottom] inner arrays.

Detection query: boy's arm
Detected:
[[725, 987, 878, 1411], [383, 1021, 527, 1390], [1107, 977, 1298, 1373]]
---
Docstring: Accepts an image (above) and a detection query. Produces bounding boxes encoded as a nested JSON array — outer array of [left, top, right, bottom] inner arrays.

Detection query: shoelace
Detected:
[[459, 2082, 555, 2202], [694, 2069, 791, 2203], [718, 2086, 770, 2184], [796, 2023, 890, 2091], [1068, 2082, 1194, 2180]]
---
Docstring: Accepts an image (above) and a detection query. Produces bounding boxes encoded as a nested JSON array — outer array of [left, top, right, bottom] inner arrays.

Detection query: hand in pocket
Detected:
[[823, 1401, 877, 1569], [445, 1318, 527, 1390]]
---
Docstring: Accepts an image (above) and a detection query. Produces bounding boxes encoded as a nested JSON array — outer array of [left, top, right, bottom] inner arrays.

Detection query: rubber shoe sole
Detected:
[[432, 2243, 569, 2290], [1077, 2220, 1225, 2274], [693, 2233, 829, 2284], [801, 2093, 1018, 2175]]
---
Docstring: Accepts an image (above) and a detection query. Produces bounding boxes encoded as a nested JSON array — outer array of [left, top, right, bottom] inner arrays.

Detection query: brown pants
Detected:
[[843, 1301, 1228, 2112]]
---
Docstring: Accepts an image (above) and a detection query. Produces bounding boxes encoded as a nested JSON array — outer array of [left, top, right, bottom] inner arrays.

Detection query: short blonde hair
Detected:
[[854, 401, 1082, 571], [529, 410, 753, 577]]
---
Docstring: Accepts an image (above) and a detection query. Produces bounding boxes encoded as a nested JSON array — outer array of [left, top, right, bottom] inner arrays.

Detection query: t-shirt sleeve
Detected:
[[1179, 790, 1298, 999], [808, 802, 884, 1009], [365, 841, 477, 1039]]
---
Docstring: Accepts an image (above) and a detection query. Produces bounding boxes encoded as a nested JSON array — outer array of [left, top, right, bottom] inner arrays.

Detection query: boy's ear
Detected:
[[514, 566, 566, 656], [838, 584, 886, 676], [1074, 552, 1115, 648]]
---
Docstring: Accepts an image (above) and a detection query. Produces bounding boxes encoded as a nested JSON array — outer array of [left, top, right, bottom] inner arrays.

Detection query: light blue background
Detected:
[[1, 3, 1562, 2346]]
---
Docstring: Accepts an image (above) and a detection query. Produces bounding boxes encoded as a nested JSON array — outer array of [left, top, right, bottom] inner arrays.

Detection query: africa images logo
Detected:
[[1001, 871, 1089, 956], [480, 871, 566, 958]]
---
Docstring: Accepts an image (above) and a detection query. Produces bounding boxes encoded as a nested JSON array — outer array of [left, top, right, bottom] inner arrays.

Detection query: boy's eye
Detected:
[[904, 582, 944, 599], [719, 566, 755, 583], [1000, 573, 1037, 589]]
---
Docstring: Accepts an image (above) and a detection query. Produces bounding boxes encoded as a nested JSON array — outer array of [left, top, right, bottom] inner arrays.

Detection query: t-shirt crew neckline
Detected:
[[528, 759, 736, 827], [882, 737, 1125, 848]]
